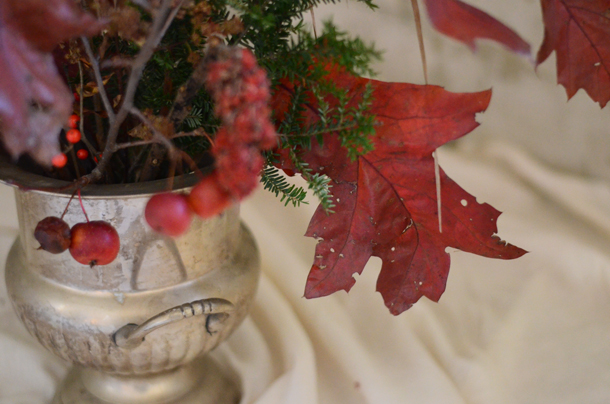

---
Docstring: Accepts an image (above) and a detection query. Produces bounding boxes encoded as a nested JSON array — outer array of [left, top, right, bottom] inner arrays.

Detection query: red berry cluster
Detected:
[[35, 216, 120, 267], [144, 47, 277, 239], [51, 111, 89, 168], [205, 46, 277, 199]]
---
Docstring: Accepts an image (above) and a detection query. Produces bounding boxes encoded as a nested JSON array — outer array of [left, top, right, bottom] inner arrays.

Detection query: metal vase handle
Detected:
[[113, 298, 235, 349]]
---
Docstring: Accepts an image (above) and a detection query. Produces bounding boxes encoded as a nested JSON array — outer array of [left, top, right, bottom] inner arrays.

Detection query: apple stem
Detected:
[[60, 190, 78, 220], [77, 190, 90, 223]]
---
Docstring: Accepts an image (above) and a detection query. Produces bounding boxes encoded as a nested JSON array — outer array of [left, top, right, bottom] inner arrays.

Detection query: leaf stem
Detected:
[[433, 150, 442, 233], [410, 0, 428, 84]]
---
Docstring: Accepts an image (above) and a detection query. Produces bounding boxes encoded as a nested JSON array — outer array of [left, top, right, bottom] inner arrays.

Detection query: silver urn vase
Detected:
[[1, 162, 259, 404]]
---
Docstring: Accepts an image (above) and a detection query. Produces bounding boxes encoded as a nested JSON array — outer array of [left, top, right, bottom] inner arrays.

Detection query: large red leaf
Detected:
[[0, 0, 104, 164], [537, 0, 610, 107], [423, 0, 530, 56], [274, 71, 526, 315]]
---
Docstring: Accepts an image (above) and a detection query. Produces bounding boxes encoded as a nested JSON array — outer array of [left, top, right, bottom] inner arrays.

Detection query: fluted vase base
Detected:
[[52, 355, 240, 404]]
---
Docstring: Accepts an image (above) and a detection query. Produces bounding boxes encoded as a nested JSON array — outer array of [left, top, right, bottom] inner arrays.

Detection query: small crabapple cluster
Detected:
[[144, 47, 277, 239], [144, 174, 231, 237], [35, 216, 120, 267], [205, 46, 277, 199]]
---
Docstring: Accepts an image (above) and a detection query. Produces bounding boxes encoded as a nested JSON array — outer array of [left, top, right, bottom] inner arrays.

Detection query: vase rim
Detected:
[[0, 158, 201, 199]]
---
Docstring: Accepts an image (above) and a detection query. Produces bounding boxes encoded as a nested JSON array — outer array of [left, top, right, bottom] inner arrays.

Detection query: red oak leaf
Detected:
[[537, 0, 610, 107], [423, 0, 530, 56], [274, 71, 526, 315], [0, 0, 104, 164]]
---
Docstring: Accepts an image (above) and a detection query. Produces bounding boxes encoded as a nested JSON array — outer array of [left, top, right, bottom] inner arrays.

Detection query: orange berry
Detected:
[[76, 149, 89, 160], [52, 153, 68, 168], [68, 114, 79, 129], [66, 129, 81, 144]]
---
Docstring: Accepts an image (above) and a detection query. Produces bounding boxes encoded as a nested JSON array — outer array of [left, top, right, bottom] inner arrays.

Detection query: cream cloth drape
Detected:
[[2, 0, 610, 402]]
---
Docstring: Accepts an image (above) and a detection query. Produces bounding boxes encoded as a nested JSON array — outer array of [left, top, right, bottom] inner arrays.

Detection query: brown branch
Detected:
[[124, 107, 177, 154], [113, 139, 159, 151], [100, 57, 135, 69], [83, 0, 182, 185], [81, 37, 116, 124], [131, 0, 152, 13], [179, 150, 207, 181], [77, 60, 99, 157], [170, 128, 215, 142]]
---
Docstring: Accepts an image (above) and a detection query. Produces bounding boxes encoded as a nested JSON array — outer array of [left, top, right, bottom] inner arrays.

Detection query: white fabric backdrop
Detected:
[[2, 1, 610, 403]]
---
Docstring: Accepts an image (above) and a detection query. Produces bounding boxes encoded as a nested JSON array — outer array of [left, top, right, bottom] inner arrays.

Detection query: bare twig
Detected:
[[130, 0, 152, 12], [84, 0, 182, 184], [310, 7, 318, 39], [114, 139, 160, 151], [171, 128, 214, 142], [101, 57, 135, 69], [117, 2, 173, 118], [111, 107, 184, 183], [127, 145, 151, 180], [81, 37, 116, 124], [158, 0, 185, 43], [77, 60, 99, 157], [179, 150, 208, 180], [69, 147, 81, 178], [168, 56, 208, 128], [128, 107, 177, 155]]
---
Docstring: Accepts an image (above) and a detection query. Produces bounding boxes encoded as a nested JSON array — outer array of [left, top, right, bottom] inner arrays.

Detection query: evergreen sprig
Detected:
[[65, 0, 379, 206], [221, 0, 380, 209], [287, 148, 335, 213], [261, 166, 308, 207]]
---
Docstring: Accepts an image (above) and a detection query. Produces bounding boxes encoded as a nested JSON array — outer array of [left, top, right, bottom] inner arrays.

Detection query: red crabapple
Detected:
[[145, 192, 193, 237], [34, 216, 71, 254], [69, 221, 120, 266], [187, 174, 232, 219]]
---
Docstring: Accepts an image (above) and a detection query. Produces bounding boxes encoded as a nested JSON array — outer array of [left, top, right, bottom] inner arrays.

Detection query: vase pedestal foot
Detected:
[[52, 355, 240, 404]]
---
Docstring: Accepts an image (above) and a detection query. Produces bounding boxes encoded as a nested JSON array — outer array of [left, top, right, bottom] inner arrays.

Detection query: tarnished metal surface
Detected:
[[3, 164, 259, 403]]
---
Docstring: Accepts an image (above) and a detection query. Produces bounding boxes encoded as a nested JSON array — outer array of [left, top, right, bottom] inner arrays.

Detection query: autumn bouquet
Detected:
[[0, 0, 542, 316]]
